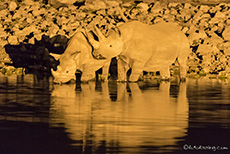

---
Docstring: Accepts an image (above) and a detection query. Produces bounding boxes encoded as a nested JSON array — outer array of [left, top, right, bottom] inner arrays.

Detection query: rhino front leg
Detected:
[[117, 57, 129, 82], [81, 72, 95, 82], [101, 60, 111, 81], [129, 61, 144, 82], [81, 66, 96, 82]]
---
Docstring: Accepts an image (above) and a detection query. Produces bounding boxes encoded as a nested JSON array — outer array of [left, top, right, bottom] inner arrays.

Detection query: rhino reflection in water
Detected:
[[50, 81, 188, 153], [51, 29, 111, 84], [88, 21, 190, 82]]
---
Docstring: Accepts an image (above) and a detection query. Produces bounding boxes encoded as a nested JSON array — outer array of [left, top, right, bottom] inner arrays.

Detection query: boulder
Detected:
[[8, 1, 17, 11], [136, 3, 149, 12], [7, 36, 18, 45], [222, 26, 230, 41]]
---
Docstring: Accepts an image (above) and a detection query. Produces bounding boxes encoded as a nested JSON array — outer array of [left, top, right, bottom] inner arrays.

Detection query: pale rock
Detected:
[[34, 33, 44, 41], [209, 6, 219, 14], [153, 17, 164, 24], [168, 2, 180, 8], [224, 48, 230, 55], [182, 26, 189, 34], [197, 44, 214, 55], [226, 19, 230, 25], [136, 3, 149, 12], [85, 0, 106, 10], [68, 22, 80, 29], [0, 47, 11, 63], [0, 39, 8, 48], [199, 5, 210, 12], [8, 1, 17, 11], [222, 26, 230, 41], [55, 0, 78, 4], [192, 10, 204, 24], [48, 24, 60, 37], [57, 30, 66, 36], [28, 38, 35, 44], [0, 9, 8, 17], [17, 34, 26, 42], [169, 8, 178, 16], [198, 19, 209, 29], [75, 12, 87, 21], [209, 16, 224, 24], [122, 2, 132, 7], [7, 36, 18, 45], [105, 1, 120, 7], [184, 3, 192, 9], [188, 29, 207, 45], [204, 33, 224, 46], [0, 29, 7, 39], [200, 13, 211, 20], [12, 11, 22, 19], [214, 11, 226, 19], [32, 6, 42, 16], [22, 0, 35, 6], [180, 9, 192, 21], [150, 2, 162, 14], [26, 17, 33, 24], [217, 42, 230, 51]]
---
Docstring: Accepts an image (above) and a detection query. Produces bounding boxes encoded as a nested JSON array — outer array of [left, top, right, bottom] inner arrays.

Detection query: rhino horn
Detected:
[[94, 25, 105, 40], [85, 30, 100, 49], [50, 53, 61, 60], [51, 68, 57, 77]]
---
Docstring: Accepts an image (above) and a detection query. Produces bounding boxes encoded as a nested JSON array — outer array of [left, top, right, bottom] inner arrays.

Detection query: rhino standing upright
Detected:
[[51, 30, 110, 84], [88, 21, 190, 82]]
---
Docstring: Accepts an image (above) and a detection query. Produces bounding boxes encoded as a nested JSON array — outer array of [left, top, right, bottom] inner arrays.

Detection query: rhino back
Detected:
[[118, 21, 189, 63]]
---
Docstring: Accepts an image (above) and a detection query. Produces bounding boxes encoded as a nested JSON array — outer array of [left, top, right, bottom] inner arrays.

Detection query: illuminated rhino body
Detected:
[[51, 30, 110, 84], [89, 21, 190, 82]]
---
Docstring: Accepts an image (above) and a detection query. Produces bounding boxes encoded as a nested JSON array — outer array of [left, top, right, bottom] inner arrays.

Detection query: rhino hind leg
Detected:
[[160, 66, 171, 81], [129, 61, 144, 82], [177, 52, 189, 81]]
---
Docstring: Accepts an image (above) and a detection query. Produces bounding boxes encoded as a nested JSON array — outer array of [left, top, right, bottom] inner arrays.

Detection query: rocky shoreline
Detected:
[[1, 0, 230, 79]]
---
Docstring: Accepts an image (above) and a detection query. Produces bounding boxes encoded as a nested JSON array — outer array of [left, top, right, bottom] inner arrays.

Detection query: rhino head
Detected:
[[87, 25, 123, 59], [51, 51, 81, 84], [51, 31, 92, 84]]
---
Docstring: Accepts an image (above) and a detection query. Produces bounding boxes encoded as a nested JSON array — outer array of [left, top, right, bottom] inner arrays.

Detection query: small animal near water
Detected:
[[51, 30, 110, 84], [88, 21, 190, 82]]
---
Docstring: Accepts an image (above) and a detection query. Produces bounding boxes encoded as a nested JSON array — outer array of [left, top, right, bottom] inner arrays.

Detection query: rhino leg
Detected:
[[101, 60, 110, 81], [129, 61, 144, 82], [160, 66, 171, 80], [178, 51, 188, 81], [81, 67, 96, 81], [117, 57, 129, 82]]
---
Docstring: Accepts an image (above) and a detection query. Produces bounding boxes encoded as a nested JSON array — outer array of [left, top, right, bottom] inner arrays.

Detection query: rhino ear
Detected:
[[71, 51, 81, 60]]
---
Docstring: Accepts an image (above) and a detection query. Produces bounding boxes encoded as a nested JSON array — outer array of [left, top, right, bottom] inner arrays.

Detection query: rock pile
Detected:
[[0, 0, 230, 77]]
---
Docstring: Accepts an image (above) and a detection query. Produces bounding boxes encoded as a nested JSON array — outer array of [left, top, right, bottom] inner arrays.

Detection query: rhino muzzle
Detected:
[[93, 53, 106, 60], [51, 68, 75, 84]]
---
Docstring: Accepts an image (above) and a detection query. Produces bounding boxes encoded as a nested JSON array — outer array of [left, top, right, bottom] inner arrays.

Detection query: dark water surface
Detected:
[[0, 75, 230, 154]]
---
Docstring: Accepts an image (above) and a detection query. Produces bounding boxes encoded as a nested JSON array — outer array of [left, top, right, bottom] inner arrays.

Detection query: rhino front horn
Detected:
[[94, 25, 105, 40], [86, 31, 100, 49], [51, 68, 57, 77]]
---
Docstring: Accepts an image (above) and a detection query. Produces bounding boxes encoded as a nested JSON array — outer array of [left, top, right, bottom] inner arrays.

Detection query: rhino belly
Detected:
[[143, 56, 176, 72]]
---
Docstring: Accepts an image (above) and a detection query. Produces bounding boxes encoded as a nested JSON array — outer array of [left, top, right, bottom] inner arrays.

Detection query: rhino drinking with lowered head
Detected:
[[51, 29, 111, 84], [88, 21, 190, 82]]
